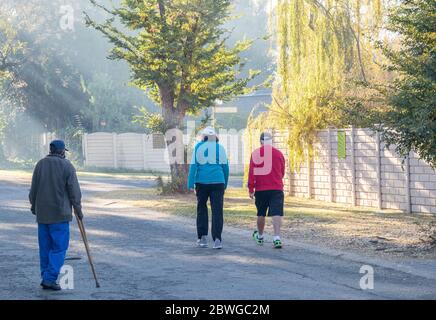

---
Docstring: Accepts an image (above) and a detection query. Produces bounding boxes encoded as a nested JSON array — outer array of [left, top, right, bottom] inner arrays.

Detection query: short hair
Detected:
[[49, 144, 65, 156], [203, 135, 219, 142], [260, 132, 273, 141]]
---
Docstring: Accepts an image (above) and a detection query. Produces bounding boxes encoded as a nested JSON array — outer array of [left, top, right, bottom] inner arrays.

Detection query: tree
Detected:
[[0, 13, 26, 162], [0, 8, 27, 103], [248, 0, 385, 170], [377, 0, 435, 167], [0, 1, 90, 132], [86, 0, 259, 192], [0, 1, 96, 166], [82, 73, 144, 132], [0, 20, 25, 87]]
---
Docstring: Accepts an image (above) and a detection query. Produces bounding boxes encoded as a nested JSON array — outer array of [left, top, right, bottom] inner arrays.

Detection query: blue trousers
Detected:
[[38, 222, 69, 283]]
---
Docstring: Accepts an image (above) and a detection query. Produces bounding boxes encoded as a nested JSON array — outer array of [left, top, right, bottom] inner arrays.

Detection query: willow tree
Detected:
[[86, 0, 259, 192], [251, 0, 385, 170]]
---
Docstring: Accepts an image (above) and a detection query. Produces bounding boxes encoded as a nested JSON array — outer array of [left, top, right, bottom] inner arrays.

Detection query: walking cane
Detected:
[[74, 213, 101, 288]]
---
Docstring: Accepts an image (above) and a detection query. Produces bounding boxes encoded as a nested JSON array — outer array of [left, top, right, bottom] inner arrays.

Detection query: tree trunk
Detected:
[[160, 86, 189, 193]]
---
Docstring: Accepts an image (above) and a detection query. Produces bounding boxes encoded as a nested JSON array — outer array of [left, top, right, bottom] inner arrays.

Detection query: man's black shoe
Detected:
[[41, 281, 61, 291]]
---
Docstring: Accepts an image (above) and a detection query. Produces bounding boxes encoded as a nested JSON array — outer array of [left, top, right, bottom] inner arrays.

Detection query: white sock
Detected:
[[274, 236, 281, 241], [257, 232, 264, 239]]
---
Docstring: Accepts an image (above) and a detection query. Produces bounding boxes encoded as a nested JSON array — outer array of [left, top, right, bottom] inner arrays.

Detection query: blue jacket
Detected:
[[187, 141, 229, 189]]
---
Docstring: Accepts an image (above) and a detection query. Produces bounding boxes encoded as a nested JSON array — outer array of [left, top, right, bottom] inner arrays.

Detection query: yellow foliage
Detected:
[[247, 0, 386, 172]]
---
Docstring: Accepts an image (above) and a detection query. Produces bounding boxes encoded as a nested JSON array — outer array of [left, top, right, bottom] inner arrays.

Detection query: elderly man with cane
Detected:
[[29, 140, 83, 290]]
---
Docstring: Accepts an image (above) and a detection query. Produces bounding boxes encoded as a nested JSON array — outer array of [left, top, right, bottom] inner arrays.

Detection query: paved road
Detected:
[[1, 176, 435, 300]]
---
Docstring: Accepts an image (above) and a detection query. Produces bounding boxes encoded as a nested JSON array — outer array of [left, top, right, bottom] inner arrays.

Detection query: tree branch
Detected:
[[157, 0, 166, 19], [89, 0, 115, 16], [345, 17, 368, 83]]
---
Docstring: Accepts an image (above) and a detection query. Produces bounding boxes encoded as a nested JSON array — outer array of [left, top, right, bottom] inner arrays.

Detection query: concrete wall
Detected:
[[84, 129, 436, 214], [83, 132, 244, 174], [272, 128, 436, 214]]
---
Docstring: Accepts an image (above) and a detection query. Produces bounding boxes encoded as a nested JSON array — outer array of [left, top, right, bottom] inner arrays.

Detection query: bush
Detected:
[[156, 175, 189, 195], [418, 220, 436, 248]]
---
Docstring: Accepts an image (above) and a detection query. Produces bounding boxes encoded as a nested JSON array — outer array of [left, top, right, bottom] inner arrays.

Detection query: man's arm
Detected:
[[280, 152, 286, 179], [219, 145, 229, 189], [223, 161, 229, 190], [66, 164, 83, 220], [28, 162, 39, 215], [187, 147, 197, 190], [248, 155, 255, 196]]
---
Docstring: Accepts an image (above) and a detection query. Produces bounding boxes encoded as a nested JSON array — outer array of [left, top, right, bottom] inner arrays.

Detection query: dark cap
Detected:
[[50, 140, 68, 152], [260, 132, 273, 141]]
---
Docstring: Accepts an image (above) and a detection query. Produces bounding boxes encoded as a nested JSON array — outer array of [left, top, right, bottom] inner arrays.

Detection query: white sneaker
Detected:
[[197, 235, 208, 248], [213, 239, 223, 249]]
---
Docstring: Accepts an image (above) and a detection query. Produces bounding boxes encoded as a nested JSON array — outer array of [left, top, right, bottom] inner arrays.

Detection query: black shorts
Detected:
[[254, 190, 284, 217]]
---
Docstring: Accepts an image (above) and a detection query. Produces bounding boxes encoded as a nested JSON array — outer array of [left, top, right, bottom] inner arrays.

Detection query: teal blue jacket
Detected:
[[187, 141, 229, 189]]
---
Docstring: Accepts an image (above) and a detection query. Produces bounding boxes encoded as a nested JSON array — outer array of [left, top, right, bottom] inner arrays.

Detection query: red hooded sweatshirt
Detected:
[[248, 145, 285, 193]]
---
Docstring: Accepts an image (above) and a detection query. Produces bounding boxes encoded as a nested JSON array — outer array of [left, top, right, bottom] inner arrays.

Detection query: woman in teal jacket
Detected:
[[188, 127, 229, 249]]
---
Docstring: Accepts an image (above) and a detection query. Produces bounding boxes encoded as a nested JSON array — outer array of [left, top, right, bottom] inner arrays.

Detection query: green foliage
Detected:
[[248, 0, 385, 171], [132, 107, 166, 134], [82, 73, 143, 132], [1, 112, 46, 163], [60, 125, 86, 166], [1, 1, 142, 164], [156, 175, 188, 195], [0, 9, 26, 133], [376, 0, 436, 167], [1, 0, 90, 133], [85, 0, 259, 123], [0, 111, 5, 136], [0, 17, 26, 85], [243, 109, 265, 186], [417, 220, 436, 248], [0, 110, 6, 162], [87, 0, 260, 191]]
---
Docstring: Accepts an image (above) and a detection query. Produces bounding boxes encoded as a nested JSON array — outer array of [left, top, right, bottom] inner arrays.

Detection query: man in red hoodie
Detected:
[[248, 132, 285, 249]]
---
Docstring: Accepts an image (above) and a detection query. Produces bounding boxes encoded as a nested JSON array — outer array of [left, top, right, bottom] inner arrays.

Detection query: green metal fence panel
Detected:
[[337, 131, 346, 159]]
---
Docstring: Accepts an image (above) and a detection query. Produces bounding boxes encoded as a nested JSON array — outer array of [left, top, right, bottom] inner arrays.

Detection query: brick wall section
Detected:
[[271, 128, 436, 214], [380, 143, 408, 211], [409, 154, 436, 214], [312, 131, 331, 202], [354, 128, 379, 208], [273, 131, 310, 198]]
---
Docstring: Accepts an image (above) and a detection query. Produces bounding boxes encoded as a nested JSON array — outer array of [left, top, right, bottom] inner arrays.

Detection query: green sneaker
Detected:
[[252, 231, 264, 245], [273, 239, 282, 249]]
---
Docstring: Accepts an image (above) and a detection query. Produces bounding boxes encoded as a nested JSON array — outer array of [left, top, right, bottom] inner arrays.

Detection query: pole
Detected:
[[74, 213, 100, 288], [211, 106, 216, 127]]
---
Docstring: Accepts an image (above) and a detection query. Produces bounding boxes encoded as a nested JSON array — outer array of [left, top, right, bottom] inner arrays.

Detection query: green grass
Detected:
[[90, 187, 436, 255], [90, 187, 402, 226]]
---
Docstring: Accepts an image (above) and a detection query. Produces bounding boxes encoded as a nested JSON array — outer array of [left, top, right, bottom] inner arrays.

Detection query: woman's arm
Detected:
[[187, 147, 198, 190]]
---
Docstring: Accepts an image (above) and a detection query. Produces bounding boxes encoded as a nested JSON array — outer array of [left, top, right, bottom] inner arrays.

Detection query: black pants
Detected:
[[196, 183, 225, 241]]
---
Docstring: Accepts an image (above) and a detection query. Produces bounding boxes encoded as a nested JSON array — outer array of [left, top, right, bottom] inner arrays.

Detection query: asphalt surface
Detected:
[[1, 175, 436, 300]]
